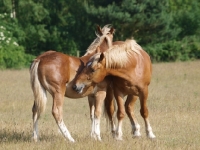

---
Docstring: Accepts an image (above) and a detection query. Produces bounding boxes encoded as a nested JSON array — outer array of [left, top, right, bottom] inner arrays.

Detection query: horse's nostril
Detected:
[[72, 85, 77, 90]]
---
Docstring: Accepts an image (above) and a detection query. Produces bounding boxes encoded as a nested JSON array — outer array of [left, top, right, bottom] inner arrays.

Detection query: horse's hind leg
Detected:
[[104, 86, 116, 136], [139, 87, 156, 138], [125, 95, 141, 137], [32, 102, 39, 142], [114, 90, 126, 140], [52, 88, 75, 142]]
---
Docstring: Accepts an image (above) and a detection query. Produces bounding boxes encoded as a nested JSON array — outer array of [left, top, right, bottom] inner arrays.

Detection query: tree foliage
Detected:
[[0, 0, 200, 68]]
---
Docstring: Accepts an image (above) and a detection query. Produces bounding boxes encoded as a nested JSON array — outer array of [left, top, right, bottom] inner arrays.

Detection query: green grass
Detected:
[[0, 61, 200, 150]]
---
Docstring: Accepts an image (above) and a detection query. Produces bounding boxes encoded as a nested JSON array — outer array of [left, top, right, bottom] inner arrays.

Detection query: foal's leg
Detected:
[[88, 95, 95, 121], [93, 89, 106, 141], [125, 95, 141, 137], [52, 88, 75, 142], [139, 87, 156, 138], [114, 90, 125, 140], [32, 102, 39, 142], [87, 95, 96, 138]]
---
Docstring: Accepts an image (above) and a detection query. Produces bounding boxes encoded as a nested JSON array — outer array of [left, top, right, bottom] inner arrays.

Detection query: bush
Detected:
[[0, 44, 33, 69], [0, 13, 34, 69], [145, 36, 200, 62]]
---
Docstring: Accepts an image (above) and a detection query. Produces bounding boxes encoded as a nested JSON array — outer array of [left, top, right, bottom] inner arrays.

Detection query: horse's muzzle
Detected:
[[72, 84, 85, 94]]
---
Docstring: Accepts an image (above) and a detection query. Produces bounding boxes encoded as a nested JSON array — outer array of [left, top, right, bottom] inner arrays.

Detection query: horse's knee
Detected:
[[125, 104, 132, 115], [94, 109, 101, 118], [140, 108, 148, 118], [117, 111, 125, 120], [106, 104, 115, 116]]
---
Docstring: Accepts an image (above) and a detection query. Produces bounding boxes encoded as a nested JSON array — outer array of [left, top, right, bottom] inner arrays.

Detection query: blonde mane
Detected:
[[104, 39, 143, 68], [84, 25, 113, 56]]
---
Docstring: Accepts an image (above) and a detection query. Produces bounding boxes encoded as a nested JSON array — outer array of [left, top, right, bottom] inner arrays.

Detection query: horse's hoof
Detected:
[[147, 133, 156, 139]]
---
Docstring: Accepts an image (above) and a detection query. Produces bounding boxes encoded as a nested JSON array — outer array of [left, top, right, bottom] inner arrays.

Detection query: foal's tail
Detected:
[[30, 59, 47, 118]]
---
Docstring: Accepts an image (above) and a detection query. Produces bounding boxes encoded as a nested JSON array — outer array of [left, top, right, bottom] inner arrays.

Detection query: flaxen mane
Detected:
[[92, 39, 143, 69], [84, 25, 113, 56]]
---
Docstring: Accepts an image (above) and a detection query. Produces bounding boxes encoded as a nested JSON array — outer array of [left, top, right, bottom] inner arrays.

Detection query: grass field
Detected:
[[0, 60, 200, 150]]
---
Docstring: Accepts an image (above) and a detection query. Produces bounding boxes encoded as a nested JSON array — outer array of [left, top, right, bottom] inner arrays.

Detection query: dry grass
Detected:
[[0, 61, 200, 150]]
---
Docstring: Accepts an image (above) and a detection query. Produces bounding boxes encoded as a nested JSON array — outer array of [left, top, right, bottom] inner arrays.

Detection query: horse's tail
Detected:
[[103, 96, 117, 131], [30, 59, 47, 118]]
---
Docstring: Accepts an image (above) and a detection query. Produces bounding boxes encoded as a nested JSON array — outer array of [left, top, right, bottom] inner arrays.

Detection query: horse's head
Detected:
[[73, 53, 107, 93], [84, 24, 115, 56], [96, 24, 115, 47]]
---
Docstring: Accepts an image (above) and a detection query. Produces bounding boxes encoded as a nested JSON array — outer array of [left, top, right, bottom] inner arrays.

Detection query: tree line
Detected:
[[0, 0, 200, 68]]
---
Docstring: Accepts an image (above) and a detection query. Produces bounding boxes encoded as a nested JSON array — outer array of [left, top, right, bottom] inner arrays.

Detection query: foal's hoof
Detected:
[[90, 133, 102, 141], [147, 132, 156, 139], [133, 131, 141, 138], [115, 137, 123, 141], [148, 135, 156, 139], [68, 137, 75, 143], [32, 137, 38, 142]]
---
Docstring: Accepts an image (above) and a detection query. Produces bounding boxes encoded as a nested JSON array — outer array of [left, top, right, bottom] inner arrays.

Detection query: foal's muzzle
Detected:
[[72, 84, 85, 94]]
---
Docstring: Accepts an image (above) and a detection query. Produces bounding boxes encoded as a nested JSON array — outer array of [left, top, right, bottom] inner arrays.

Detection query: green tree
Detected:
[[84, 0, 175, 44], [0, 13, 33, 69]]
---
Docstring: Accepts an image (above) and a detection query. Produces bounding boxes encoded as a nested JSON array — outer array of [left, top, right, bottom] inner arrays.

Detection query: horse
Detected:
[[73, 39, 156, 140], [30, 24, 119, 142]]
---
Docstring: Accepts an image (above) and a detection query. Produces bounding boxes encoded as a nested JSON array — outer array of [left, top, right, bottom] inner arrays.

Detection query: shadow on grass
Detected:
[[0, 129, 61, 143], [0, 129, 31, 143]]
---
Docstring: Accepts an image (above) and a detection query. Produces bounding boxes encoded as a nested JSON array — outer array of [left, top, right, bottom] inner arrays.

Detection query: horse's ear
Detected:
[[110, 27, 115, 34], [98, 53, 105, 63], [96, 46, 100, 53], [96, 25, 103, 36]]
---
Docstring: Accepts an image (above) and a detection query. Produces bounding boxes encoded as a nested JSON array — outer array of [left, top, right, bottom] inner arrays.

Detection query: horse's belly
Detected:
[[124, 85, 139, 95], [113, 80, 139, 96]]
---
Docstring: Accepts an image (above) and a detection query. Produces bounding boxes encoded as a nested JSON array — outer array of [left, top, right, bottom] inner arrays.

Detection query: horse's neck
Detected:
[[107, 68, 132, 82], [80, 53, 94, 64], [100, 41, 111, 52]]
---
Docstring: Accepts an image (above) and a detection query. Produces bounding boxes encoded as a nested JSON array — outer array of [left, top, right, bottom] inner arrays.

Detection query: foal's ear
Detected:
[[96, 25, 103, 36], [110, 27, 115, 34], [98, 53, 105, 63]]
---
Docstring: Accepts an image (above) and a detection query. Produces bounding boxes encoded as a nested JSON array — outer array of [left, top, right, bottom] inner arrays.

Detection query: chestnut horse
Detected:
[[30, 25, 119, 142], [73, 39, 156, 140]]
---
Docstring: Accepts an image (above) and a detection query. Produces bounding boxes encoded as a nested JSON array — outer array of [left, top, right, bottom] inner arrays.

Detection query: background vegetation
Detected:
[[0, 61, 200, 149], [0, 0, 200, 68]]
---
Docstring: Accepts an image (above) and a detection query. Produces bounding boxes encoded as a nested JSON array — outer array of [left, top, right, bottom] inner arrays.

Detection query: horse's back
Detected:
[[34, 51, 80, 92]]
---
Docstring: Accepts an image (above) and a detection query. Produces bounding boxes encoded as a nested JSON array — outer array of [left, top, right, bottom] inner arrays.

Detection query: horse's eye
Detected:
[[90, 68, 95, 73]]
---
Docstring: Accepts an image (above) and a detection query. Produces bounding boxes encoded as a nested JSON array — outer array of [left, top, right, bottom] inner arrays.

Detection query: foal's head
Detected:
[[73, 53, 107, 93]]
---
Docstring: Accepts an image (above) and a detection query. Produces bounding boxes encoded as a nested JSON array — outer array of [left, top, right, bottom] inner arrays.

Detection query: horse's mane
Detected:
[[103, 39, 143, 68], [84, 24, 113, 56]]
